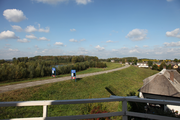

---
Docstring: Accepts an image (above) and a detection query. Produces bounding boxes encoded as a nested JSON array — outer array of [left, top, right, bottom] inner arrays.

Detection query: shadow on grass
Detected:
[[105, 85, 122, 96], [71, 78, 82, 82]]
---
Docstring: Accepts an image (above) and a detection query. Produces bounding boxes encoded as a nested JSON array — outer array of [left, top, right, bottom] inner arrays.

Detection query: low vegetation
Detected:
[[0, 66, 158, 119], [0, 62, 120, 86]]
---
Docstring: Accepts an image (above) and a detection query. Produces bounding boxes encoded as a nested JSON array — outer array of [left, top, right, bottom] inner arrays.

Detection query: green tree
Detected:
[[28, 65, 35, 78], [107, 59, 111, 62], [174, 58, 178, 63], [72, 56, 77, 63], [148, 61, 153, 67], [133, 59, 138, 65], [167, 64, 172, 69], [152, 64, 158, 70], [159, 62, 166, 71], [35, 64, 42, 77], [41, 66, 45, 77]]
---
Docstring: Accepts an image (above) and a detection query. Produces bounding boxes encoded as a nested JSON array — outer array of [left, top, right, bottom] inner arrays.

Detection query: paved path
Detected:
[[0, 65, 130, 94]]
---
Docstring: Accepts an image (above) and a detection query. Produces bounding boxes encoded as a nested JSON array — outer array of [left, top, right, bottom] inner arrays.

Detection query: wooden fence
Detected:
[[0, 95, 180, 120]]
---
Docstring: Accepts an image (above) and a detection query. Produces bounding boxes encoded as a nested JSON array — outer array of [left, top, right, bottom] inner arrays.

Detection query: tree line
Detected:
[[0, 57, 107, 82], [0, 55, 99, 65]]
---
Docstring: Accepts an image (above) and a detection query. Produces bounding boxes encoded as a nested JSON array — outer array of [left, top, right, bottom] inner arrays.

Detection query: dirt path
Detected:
[[0, 65, 130, 94]]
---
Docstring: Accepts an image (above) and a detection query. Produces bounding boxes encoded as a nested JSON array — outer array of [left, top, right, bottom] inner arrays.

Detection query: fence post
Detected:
[[122, 98, 127, 120], [43, 105, 47, 117]]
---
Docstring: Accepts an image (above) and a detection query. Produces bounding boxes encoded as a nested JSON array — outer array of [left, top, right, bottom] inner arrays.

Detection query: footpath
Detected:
[[0, 65, 130, 94]]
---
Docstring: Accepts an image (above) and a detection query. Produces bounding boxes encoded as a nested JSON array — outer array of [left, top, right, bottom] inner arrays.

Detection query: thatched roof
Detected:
[[139, 69, 180, 98]]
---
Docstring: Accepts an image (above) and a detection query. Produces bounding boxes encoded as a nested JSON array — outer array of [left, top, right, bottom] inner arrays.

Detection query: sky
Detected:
[[0, 0, 180, 60]]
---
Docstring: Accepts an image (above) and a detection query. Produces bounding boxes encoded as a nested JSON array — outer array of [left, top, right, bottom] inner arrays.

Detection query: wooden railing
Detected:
[[0, 95, 180, 120]]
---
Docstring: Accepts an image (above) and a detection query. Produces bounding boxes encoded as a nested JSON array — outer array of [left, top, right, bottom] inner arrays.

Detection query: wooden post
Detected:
[[43, 105, 47, 118], [122, 99, 127, 120]]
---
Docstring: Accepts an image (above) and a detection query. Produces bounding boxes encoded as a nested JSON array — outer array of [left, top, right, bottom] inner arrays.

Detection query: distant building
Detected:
[[139, 68, 180, 112], [119, 61, 122, 64], [137, 63, 148, 67], [125, 62, 129, 65], [111, 60, 115, 62], [173, 64, 179, 69], [178, 63, 180, 66]]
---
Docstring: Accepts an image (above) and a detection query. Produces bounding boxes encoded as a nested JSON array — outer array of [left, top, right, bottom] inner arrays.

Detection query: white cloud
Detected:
[[4, 46, 9, 49], [112, 49, 118, 52], [70, 28, 76, 32], [135, 45, 138, 48], [76, 0, 91, 5], [11, 25, 23, 32], [166, 28, 180, 38], [78, 47, 88, 54], [8, 48, 19, 52], [42, 49, 48, 53], [38, 37, 50, 41], [106, 40, 118, 43], [38, 24, 50, 33], [155, 52, 163, 55], [3, 9, 27, 22], [34, 45, 40, 50], [106, 40, 113, 43], [112, 30, 118, 33], [55, 42, 64, 46], [39, 27, 50, 33], [80, 38, 86, 42], [47, 43, 51, 46], [26, 34, 37, 39], [95, 45, 105, 51], [25, 25, 37, 32], [126, 29, 148, 41], [34, 45, 38, 48], [143, 45, 148, 48], [69, 38, 78, 42], [164, 41, 180, 47], [167, 0, 173, 2], [33, 0, 68, 5], [0, 30, 18, 40], [6, 44, 10, 46], [17, 38, 30, 43], [129, 49, 140, 53]]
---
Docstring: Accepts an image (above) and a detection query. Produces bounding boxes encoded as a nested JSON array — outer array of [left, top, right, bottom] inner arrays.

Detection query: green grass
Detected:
[[0, 66, 158, 119], [0, 62, 123, 87]]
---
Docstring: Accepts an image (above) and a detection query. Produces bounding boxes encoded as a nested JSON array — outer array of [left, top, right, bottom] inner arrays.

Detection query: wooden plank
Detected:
[[1, 117, 44, 120], [126, 111, 180, 120], [0, 97, 124, 107], [43, 105, 47, 117], [122, 100, 127, 120], [1, 96, 180, 107], [126, 97, 180, 106]]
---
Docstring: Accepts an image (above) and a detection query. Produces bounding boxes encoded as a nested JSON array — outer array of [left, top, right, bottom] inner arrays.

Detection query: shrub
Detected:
[[152, 64, 158, 70]]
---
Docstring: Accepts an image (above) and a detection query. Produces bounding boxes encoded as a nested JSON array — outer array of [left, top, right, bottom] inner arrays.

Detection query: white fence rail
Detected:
[[0, 95, 180, 120]]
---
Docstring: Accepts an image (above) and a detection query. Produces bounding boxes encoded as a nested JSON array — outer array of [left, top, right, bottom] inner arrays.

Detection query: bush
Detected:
[[152, 64, 158, 70], [81, 103, 110, 120]]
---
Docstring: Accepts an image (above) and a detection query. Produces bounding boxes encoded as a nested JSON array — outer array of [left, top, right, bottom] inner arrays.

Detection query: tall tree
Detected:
[[147, 61, 153, 67]]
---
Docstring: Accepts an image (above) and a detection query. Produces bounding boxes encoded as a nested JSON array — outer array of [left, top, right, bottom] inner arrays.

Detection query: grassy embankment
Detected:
[[0, 66, 158, 119], [0, 62, 122, 86]]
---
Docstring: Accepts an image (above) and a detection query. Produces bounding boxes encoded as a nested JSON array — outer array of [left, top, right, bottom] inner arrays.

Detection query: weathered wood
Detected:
[[1, 96, 180, 120], [122, 100, 127, 120], [43, 105, 47, 118], [126, 111, 180, 120]]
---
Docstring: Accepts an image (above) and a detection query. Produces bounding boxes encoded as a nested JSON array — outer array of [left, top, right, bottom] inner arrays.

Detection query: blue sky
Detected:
[[0, 0, 180, 59]]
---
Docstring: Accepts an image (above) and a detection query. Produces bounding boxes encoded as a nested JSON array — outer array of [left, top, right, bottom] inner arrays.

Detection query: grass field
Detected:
[[0, 62, 123, 87], [0, 66, 158, 119]]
